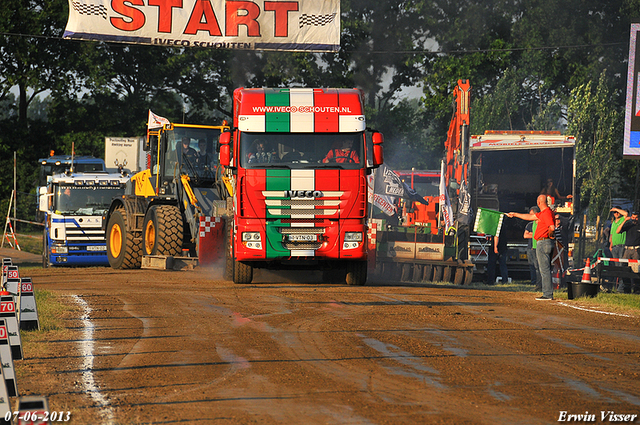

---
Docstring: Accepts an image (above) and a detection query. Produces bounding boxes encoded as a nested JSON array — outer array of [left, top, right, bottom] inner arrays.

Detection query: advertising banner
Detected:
[[64, 0, 340, 52], [625, 22, 640, 159]]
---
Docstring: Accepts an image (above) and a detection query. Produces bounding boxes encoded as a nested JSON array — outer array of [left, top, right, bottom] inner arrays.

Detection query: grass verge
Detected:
[[10, 232, 43, 256], [426, 278, 640, 315], [18, 289, 77, 363]]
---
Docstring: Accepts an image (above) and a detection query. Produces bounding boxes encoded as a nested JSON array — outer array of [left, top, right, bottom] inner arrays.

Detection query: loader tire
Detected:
[[346, 261, 367, 286], [107, 206, 142, 269], [143, 205, 183, 256]]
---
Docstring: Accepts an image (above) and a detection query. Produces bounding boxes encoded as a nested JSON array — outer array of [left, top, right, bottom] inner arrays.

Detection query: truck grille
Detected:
[[263, 191, 343, 218], [65, 226, 105, 241], [280, 228, 326, 234]]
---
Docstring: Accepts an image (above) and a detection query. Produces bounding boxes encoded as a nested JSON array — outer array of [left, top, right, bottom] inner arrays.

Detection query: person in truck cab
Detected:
[[248, 140, 275, 164], [540, 178, 572, 206], [323, 138, 360, 163], [179, 137, 197, 165], [196, 139, 214, 170]]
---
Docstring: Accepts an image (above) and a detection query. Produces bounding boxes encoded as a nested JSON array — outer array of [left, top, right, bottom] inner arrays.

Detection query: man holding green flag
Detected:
[[507, 195, 556, 300]]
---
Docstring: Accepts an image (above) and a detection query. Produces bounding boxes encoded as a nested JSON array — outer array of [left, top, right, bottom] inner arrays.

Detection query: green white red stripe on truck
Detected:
[[235, 88, 366, 133]]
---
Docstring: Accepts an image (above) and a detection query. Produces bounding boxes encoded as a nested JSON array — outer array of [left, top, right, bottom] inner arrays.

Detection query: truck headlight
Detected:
[[242, 232, 262, 250], [344, 232, 363, 242], [51, 242, 68, 254], [343, 232, 363, 250]]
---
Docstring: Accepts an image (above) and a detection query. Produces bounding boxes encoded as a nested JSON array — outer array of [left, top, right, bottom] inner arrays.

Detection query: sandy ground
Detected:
[[0, 257, 635, 425]]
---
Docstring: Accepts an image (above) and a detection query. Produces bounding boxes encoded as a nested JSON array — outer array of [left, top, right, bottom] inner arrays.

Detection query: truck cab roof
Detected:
[[39, 155, 106, 165], [49, 171, 130, 185]]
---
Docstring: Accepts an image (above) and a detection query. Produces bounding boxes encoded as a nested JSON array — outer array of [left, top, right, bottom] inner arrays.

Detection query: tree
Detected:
[[0, 0, 77, 124], [567, 71, 623, 221]]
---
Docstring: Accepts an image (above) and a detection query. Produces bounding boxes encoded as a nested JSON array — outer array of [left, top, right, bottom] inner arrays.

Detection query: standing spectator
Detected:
[[607, 207, 627, 292], [507, 194, 556, 300], [610, 207, 627, 259], [524, 206, 541, 290], [617, 211, 640, 293], [486, 230, 508, 285]]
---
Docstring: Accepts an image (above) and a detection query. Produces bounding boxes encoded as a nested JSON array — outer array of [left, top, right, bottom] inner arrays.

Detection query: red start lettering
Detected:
[[226, 1, 261, 37], [111, 0, 146, 31], [108, 0, 298, 37], [184, 0, 222, 36], [148, 0, 183, 33], [264, 1, 298, 37]]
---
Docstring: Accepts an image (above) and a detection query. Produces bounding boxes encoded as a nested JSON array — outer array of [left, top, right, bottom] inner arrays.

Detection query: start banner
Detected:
[[63, 0, 340, 52]]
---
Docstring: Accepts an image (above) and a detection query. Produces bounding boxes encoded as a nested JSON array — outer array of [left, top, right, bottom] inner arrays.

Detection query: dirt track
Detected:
[[4, 248, 640, 424]]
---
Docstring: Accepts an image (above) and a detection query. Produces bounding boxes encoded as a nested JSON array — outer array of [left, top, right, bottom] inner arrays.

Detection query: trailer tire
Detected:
[[454, 267, 465, 285], [346, 261, 367, 286], [464, 268, 473, 285], [400, 263, 412, 282], [107, 206, 142, 269], [412, 264, 422, 282], [433, 265, 444, 282], [143, 205, 183, 256], [422, 264, 433, 282], [443, 266, 453, 283], [233, 260, 253, 284]]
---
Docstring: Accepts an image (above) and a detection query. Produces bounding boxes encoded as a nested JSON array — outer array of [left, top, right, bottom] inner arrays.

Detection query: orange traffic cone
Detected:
[[581, 258, 591, 284]]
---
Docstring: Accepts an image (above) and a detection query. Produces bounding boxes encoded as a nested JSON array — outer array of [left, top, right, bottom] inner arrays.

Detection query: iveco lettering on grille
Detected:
[[285, 190, 323, 198]]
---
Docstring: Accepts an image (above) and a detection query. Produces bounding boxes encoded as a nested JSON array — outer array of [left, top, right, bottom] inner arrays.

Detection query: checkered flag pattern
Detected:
[[72, 1, 108, 19], [299, 13, 337, 28], [199, 216, 222, 237]]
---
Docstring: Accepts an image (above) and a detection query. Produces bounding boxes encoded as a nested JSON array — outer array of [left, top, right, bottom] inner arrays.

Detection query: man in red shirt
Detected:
[[508, 194, 556, 300], [323, 139, 360, 163]]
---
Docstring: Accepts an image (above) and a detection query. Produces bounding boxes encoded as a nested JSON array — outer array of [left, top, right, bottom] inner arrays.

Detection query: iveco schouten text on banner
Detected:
[[63, 0, 340, 52]]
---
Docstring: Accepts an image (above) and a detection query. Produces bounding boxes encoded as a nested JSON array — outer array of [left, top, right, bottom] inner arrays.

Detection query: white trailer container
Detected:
[[468, 131, 576, 275], [105, 136, 147, 173]]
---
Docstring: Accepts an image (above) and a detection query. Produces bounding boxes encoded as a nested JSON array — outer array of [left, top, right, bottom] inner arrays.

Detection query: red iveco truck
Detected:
[[218, 88, 384, 285]]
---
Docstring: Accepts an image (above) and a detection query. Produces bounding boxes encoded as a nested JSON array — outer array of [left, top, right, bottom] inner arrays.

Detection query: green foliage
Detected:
[[568, 71, 623, 220], [0, 0, 635, 219]]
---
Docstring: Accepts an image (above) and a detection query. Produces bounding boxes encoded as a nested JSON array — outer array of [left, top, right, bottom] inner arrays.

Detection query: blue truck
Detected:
[[39, 171, 129, 267]]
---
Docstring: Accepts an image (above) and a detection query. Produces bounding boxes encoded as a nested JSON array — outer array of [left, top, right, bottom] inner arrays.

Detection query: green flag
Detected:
[[473, 208, 504, 237]]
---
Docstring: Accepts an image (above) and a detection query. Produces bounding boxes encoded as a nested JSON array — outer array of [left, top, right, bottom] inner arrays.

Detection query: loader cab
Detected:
[[148, 125, 221, 189]]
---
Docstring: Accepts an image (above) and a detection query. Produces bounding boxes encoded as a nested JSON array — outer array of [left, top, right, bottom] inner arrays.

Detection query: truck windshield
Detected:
[[239, 132, 364, 169], [54, 185, 124, 216], [162, 128, 219, 181]]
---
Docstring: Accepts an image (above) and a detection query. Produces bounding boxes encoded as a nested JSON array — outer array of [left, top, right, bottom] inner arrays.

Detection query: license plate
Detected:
[[287, 234, 317, 242], [87, 246, 107, 251]]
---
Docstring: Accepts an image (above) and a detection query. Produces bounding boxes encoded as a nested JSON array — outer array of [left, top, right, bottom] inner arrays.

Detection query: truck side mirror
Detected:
[[219, 132, 231, 166], [39, 187, 51, 212], [372, 132, 384, 167]]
